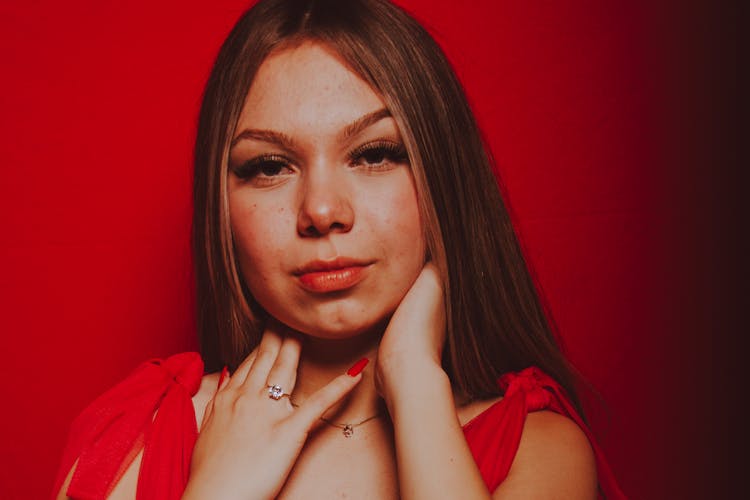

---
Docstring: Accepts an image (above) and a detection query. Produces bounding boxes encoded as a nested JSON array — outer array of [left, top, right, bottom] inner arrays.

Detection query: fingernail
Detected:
[[346, 358, 369, 377], [217, 365, 229, 389]]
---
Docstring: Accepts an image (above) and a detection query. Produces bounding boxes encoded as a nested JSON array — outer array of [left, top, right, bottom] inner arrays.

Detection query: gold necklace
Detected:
[[291, 401, 382, 438], [319, 413, 382, 437]]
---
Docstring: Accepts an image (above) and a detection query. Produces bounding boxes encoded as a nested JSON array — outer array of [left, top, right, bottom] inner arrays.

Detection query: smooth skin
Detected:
[[185, 321, 367, 500], [56, 42, 597, 500], [191, 42, 597, 500]]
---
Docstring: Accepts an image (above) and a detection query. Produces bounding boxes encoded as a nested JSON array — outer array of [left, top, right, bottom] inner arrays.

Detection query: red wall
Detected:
[[0, 1, 737, 498]]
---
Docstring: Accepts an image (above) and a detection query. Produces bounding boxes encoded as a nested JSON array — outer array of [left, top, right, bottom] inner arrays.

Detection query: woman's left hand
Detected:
[[375, 263, 447, 404]]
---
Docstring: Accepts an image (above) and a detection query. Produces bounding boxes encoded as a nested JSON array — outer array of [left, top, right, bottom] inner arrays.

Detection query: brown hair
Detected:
[[193, 0, 582, 408]]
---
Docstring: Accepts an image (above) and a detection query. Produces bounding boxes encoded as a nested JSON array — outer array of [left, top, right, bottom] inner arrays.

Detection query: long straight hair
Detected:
[[193, 0, 582, 409]]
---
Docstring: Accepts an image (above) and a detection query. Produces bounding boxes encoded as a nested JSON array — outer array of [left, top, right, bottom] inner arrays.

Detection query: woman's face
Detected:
[[228, 42, 426, 339]]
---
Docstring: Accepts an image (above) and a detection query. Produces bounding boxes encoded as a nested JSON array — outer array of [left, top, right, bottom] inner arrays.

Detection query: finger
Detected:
[[202, 366, 229, 429], [243, 326, 284, 390], [201, 396, 214, 430], [225, 349, 257, 390], [264, 332, 303, 396], [217, 365, 230, 390], [289, 371, 363, 431]]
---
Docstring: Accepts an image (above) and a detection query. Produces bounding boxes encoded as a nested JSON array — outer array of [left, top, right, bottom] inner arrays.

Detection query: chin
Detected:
[[293, 316, 386, 340], [259, 290, 401, 341], [273, 304, 391, 341]]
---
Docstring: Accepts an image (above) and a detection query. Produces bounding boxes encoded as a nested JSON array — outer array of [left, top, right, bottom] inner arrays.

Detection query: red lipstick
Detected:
[[295, 258, 371, 293]]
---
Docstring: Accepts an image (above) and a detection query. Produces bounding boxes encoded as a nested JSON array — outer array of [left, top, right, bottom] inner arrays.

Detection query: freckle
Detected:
[[278, 207, 284, 213]]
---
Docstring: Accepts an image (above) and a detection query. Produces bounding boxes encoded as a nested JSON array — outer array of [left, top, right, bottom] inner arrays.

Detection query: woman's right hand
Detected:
[[182, 322, 363, 500]]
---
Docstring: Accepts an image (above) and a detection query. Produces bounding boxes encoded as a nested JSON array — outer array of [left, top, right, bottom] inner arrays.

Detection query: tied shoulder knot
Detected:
[[498, 366, 557, 411], [491, 367, 628, 499], [152, 351, 204, 397], [59, 352, 205, 500], [463, 366, 569, 491], [465, 366, 628, 498]]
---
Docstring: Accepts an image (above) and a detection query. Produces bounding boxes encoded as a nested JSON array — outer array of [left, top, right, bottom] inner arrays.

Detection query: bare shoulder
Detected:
[[493, 410, 598, 499], [456, 395, 504, 426]]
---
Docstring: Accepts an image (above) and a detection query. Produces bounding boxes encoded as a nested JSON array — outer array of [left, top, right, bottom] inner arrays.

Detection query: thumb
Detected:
[[289, 359, 368, 431]]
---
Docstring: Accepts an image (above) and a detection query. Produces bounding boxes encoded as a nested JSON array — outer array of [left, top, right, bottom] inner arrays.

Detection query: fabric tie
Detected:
[[464, 366, 627, 499], [54, 352, 203, 500]]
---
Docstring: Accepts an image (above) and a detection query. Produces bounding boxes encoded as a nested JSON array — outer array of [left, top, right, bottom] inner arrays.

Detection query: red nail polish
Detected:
[[347, 358, 369, 377], [217, 366, 229, 389]]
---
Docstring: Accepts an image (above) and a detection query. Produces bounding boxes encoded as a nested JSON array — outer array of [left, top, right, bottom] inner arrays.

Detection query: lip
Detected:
[[294, 257, 372, 293]]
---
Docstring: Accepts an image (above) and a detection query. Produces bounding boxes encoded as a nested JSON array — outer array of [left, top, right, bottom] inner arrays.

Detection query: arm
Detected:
[[383, 359, 491, 499], [377, 264, 491, 499], [377, 265, 597, 499]]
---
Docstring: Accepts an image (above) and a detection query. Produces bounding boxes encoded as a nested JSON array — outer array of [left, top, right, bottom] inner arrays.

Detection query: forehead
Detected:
[[237, 42, 386, 136]]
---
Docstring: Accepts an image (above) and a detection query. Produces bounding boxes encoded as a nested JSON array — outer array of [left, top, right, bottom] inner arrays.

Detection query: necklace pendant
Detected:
[[342, 424, 354, 438]]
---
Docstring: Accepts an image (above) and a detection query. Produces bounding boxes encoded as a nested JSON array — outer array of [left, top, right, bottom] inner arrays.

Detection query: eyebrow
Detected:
[[230, 129, 298, 150], [339, 108, 391, 142], [230, 108, 392, 150]]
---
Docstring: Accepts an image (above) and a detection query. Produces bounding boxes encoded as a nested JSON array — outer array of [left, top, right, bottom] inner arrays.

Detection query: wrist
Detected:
[[379, 358, 450, 412]]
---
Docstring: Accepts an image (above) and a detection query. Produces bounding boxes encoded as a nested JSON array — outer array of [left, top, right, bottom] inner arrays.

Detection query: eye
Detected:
[[349, 141, 408, 170], [231, 155, 294, 184]]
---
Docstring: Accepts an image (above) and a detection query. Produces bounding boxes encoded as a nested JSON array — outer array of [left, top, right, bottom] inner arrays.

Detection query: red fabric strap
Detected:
[[53, 357, 625, 499], [463, 367, 627, 499], [52, 352, 203, 500]]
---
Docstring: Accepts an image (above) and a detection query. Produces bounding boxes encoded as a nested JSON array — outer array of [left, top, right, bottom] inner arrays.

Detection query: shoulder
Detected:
[[54, 352, 213, 500], [456, 395, 503, 426], [494, 410, 597, 499]]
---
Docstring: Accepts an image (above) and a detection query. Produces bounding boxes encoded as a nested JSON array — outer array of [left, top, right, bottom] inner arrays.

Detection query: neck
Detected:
[[292, 324, 386, 422]]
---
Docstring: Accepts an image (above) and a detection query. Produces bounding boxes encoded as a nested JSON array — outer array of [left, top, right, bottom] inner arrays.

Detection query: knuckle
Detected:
[[334, 374, 355, 390], [273, 356, 294, 370], [231, 391, 257, 415], [300, 397, 324, 417], [254, 348, 276, 364], [238, 350, 257, 367], [211, 390, 232, 411], [319, 379, 348, 403]]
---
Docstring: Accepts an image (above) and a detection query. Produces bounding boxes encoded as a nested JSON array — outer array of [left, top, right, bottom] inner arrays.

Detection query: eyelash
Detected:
[[231, 141, 409, 183], [232, 155, 290, 181], [348, 141, 409, 168]]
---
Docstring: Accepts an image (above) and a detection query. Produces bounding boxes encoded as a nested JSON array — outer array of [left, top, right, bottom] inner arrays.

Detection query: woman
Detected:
[[54, 0, 625, 498]]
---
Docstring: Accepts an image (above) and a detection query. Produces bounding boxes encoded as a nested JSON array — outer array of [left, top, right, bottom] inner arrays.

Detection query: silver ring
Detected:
[[266, 384, 290, 400]]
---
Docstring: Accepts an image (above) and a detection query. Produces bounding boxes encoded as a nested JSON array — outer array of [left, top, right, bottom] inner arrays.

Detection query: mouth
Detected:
[[294, 257, 372, 293]]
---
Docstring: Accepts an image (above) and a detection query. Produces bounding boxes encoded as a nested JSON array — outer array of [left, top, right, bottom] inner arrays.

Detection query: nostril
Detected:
[[299, 219, 350, 238], [302, 225, 321, 237], [296, 191, 354, 237]]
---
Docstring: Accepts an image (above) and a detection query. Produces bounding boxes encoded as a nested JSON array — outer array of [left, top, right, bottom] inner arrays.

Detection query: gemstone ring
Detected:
[[266, 384, 290, 401]]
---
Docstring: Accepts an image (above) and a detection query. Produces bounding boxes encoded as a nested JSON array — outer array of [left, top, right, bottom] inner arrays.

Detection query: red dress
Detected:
[[52, 352, 626, 499]]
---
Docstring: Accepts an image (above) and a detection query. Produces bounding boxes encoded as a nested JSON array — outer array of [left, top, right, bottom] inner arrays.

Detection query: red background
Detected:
[[0, 1, 738, 498]]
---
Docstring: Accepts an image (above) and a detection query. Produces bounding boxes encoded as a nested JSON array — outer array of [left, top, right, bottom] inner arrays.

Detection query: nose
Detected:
[[296, 168, 354, 237]]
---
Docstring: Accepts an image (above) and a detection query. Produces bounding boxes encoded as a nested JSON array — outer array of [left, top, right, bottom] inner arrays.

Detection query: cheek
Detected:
[[229, 198, 294, 282], [370, 177, 425, 267]]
